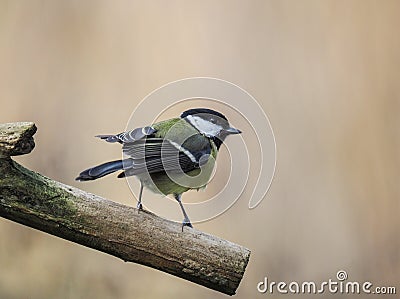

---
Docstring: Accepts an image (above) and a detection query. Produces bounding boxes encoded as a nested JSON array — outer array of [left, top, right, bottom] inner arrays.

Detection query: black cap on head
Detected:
[[180, 108, 227, 121]]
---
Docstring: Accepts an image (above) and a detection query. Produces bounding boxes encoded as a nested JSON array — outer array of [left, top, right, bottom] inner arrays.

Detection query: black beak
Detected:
[[225, 127, 242, 134]]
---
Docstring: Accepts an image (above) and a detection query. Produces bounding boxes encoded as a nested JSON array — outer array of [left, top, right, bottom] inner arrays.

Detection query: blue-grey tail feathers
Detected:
[[76, 160, 124, 181], [95, 134, 120, 143]]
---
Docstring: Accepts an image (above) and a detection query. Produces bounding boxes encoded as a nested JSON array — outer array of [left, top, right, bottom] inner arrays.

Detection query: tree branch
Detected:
[[0, 122, 250, 296]]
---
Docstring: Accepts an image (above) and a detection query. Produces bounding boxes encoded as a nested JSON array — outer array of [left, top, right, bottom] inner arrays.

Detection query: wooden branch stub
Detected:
[[0, 122, 250, 295], [0, 122, 36, 157]]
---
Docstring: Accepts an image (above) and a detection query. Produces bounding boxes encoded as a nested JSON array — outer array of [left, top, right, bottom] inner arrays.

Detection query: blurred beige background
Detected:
[[0, 1, 399, 298]]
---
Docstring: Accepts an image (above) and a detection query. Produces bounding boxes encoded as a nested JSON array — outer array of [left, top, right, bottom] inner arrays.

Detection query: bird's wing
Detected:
[[121, 138, 211, 175], [96, 126, 157, 144]]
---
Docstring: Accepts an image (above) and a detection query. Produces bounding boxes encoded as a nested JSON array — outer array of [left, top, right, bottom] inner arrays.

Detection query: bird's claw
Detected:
[[136, 202, 143, 211], [181, 219, 193, 231]]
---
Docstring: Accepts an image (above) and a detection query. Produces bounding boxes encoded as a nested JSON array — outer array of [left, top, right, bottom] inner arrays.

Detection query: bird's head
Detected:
[[181, 108, 241, 148]]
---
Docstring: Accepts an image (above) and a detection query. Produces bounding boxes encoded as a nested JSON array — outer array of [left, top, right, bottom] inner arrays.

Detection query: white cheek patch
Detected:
[[186, 115, 223, 137]]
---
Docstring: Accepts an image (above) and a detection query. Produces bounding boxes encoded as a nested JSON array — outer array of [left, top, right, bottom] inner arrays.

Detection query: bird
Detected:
[[76, 108, 241, 229]]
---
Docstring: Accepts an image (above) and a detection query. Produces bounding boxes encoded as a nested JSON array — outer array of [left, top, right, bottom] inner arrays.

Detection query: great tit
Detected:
[[76, 108, 241, 229]]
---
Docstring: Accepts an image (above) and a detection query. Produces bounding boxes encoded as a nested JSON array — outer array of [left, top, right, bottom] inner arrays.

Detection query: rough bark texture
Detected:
[[0, 122, 250, 296], [0, 122, 36, 157]]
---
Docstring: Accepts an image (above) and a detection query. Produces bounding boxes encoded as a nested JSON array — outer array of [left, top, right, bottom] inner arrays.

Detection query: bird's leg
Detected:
[[136, 181, 144, 210], [174, 193, 193, 231]]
